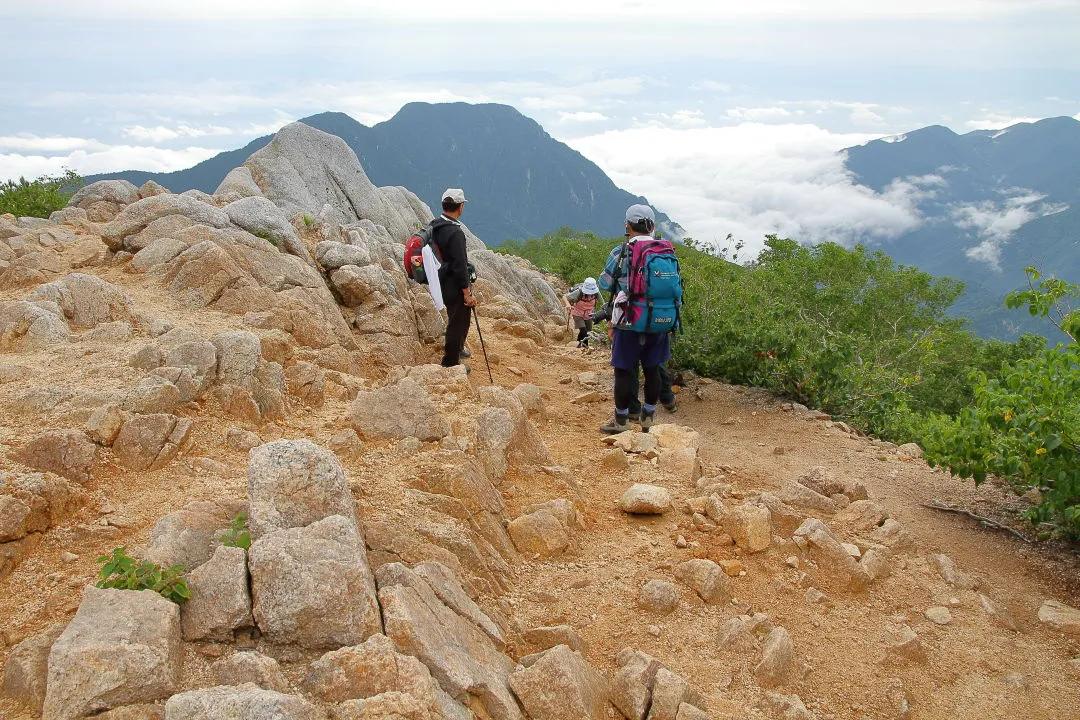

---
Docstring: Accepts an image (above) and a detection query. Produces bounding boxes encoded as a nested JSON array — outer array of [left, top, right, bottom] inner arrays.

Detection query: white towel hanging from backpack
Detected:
[[421, 244, 445, 312]]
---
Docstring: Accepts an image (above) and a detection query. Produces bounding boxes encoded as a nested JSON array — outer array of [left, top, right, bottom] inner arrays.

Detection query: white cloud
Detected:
[[123, 121, 282, 143], [726, 107, 792, 122], [567, 122, 922, 259], [558, 111, 608, 123], [0, 135, 108, 153], [964, 113, 1043, 130], [952, 191, 1067, 269], [0, 145, 221, 183], [849, 106, 886, 126], [658, 110, 707, 127]]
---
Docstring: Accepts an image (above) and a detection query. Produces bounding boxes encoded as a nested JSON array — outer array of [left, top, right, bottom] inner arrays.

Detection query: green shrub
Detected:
[[220, 512, 251, 550], [95, 547, 191, 604], [0, 169, 83, 218], [923, 268, 1080, 537]]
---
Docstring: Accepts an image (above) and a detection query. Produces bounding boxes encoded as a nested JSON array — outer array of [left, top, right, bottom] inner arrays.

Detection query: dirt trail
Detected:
[[1, 253, 1079, 719]]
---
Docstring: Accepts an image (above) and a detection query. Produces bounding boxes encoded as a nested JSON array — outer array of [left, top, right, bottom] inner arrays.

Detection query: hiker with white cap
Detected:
[[430, 188, 475, 369], [564, 276, 601, 348], [596, 203, 684, 434]]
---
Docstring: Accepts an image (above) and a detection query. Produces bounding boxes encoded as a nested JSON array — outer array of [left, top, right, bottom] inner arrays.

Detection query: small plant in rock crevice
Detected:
[[95, 547, 191, 604], [220, 512, 252, 550]]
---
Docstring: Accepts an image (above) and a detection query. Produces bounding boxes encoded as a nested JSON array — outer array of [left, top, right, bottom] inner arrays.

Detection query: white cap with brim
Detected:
[[625, 204, 654, 223], [581, 277, 599, 295], [442, 188, 467, 204]]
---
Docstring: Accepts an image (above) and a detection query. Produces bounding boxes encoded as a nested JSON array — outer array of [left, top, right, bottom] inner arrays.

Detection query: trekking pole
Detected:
[[471, 306, 494, 384]]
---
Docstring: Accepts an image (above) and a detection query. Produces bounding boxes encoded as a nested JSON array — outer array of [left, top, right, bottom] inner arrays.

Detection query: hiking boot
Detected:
[[663, 399, 677, 413], [640, 411, 655, 432], [460, 348, 472, 359], [626, 411, 641, 423], [600, 415, 629, 434]]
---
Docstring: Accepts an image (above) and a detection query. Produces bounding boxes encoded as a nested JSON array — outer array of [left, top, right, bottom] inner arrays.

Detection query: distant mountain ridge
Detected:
[[843, 115, 1080, 340], [89, 104, 682, 244]]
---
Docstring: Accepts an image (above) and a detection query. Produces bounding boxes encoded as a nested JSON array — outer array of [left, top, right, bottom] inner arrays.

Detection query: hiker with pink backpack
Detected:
[[597, 204, 684, 434], [563, 277, 601, 348]]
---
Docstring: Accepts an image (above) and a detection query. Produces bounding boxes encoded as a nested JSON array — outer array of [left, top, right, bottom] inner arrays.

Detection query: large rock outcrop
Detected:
[[243, 122, 420, 239]]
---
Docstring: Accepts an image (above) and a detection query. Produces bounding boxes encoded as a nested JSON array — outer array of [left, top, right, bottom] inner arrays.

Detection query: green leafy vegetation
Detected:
[[220, 512, 252, 550], [921, 268, 1080, 536], [0, 169, 84, 218], [95, 547, 191, 604], [500, 231, 1077, 537]]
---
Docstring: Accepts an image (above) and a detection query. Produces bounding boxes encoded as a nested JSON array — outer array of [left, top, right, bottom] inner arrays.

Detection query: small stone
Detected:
[[1038, 599, 1080, 636], [804, 587, 829, 604], [647, 625, 662, 637], [617, 484, 672, 515], [925, 606, 952, 625], [675, 535, 688, 548], [638, 580, 680, 614], [718, 559, 744, 577], [884, 626, 926, 664]]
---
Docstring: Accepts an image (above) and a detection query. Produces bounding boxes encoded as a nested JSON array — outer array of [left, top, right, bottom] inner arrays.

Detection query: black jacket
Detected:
[[431, 215, 470, 291]]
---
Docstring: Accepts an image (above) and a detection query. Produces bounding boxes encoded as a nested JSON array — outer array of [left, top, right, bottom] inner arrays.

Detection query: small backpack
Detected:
[[615, 237, 683, 334], [403, 223, 441, 284]]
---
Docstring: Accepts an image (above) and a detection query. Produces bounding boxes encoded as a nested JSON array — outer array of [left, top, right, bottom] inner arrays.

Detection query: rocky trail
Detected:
[[1, 120, 1079, 720]]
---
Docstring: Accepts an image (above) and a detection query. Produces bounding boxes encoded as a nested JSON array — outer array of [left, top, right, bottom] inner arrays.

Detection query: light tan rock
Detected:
[[779, 479, 838, 513], [0, 624, 64, 713], [637, 580, 680, 614], [646, 667, 706, 720], [376, 563, 521, 720], [27, 273, 135, 329], [674, 559, 732, 605], [0, 495, 31, 542], [349, 378, 449, 441], [143, 499, 248, 570], [180, 545, 253, 642], [723, 503, 772, 553], [883, 625, 926, 664], [249, 515, 382, 649], [648, 424, 701, 450], [508, 508, 571, 557], [86, 403, 126, 445], [754, 627, 796, 688], [618, 484, 672, 515], [509, 644, 609, 720], [15, 429, 97, 483], [113, 414, 192, 471], [611, 649, 663, 720], [977, 593, 1020, 632], [659, 447, 702, 484], [247, 439, 357, 539], [304, 634, 441, 713], [163, 683, 327, 720], [43, 587, 182, 720], [212, 651, 289, 693], [1038, 600, 1080, 636]]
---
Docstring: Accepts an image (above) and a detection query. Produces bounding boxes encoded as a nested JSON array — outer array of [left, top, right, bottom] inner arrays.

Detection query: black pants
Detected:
[[628, 363, 674, 415], [616, 364, 660, 413], [441, 288, 471, 367]]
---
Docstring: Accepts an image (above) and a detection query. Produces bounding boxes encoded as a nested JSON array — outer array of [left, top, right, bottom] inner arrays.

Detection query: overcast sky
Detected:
[[1, 0, 1077, 255]]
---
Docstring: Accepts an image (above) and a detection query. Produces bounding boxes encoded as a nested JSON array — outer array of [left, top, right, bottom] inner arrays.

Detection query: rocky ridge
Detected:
[[0, 120, 1078, 720]]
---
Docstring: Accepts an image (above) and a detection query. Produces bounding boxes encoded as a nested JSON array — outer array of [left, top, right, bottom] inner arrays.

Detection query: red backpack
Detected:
[[403, 223, 442, 284]]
